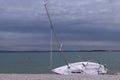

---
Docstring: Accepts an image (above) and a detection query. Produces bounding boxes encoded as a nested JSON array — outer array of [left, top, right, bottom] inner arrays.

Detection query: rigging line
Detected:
[[49, 29, 53, 68], [44, 0, 70, 68]]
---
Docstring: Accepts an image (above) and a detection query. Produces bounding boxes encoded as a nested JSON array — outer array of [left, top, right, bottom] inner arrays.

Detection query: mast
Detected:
[[44, 0, 70, 68]]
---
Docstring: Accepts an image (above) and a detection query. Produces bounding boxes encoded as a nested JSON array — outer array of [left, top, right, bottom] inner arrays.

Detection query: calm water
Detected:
[[0, 51, 120, 74]]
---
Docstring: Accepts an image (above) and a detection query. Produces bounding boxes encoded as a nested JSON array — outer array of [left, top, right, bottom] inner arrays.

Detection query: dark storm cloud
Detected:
[[54, 20, 120, 42], [0, 19, 49, 33]]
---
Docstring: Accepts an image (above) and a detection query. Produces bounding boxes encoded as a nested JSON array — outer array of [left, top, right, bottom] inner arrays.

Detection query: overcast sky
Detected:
[[0, 0, 120, 51]]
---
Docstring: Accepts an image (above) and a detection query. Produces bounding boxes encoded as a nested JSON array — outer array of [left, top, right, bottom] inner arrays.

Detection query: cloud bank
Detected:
[[0, 0, 120, 50]]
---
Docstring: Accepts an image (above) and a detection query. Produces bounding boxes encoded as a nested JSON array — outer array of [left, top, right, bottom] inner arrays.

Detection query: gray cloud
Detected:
[[0, 32, 51, 51]]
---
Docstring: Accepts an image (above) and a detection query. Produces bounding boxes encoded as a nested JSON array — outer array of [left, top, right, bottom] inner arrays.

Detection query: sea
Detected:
[[0, 51, 120, 74]]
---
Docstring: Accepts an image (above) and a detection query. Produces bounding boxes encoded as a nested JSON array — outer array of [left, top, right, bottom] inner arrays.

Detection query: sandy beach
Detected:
[[0, 74, 120, 80]]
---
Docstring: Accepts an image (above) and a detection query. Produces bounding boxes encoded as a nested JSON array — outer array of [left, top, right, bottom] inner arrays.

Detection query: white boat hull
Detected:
[[51, 61, 107, 75]]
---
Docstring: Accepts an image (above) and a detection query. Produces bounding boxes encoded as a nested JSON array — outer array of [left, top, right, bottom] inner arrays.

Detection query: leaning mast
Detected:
[[44, 0, 70, 68]]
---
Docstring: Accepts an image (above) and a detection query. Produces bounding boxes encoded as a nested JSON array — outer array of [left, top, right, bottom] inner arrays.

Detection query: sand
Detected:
[[0, 74, 120, 80]]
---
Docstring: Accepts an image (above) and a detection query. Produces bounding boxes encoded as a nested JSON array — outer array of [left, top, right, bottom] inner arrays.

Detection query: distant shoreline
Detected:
[[0, 50, 120, 52]]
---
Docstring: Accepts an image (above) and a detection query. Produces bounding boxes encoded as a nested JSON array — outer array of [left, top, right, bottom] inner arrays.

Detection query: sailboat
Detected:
[[44, 0, 107, 75]]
